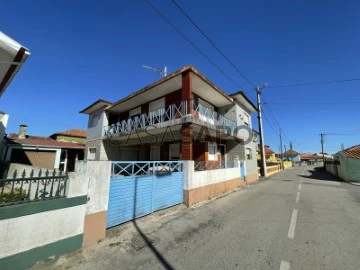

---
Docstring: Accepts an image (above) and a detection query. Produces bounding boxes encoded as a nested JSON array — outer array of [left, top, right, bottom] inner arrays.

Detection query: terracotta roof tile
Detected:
[[51, 129, 87, 138], [284, 149, 300, 156], [258, 145, 275, 155], [7, 136, 85, 149], [340, 145, 360, 159], [300, 153, 323, 160]]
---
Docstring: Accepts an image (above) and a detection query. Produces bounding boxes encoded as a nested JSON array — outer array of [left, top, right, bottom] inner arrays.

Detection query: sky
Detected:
[[0, 0, 359, 154]]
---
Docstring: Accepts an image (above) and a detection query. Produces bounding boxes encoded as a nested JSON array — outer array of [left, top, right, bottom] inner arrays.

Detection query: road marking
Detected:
[[295, 191, 300, 203], [280, 260, 291, 270], [298, 184, 301, 191], [287, 209, 298, 239]]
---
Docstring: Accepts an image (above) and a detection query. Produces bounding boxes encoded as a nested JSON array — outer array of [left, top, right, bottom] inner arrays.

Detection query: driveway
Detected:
[[32, 166, 360, 270]]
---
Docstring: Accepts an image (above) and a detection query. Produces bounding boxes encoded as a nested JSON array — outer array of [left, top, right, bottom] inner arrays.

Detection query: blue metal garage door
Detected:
[[106, 161, 183, 228]]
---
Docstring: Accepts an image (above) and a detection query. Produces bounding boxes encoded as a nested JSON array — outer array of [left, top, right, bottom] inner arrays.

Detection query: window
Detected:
[[246, 148, 252, 160], [88, 148, 96, 160], [149, 98, 165, 113], [208, 143, 217, 161], [244, 113, 250, 126], [129, 107, 141, 117], [198, 98, 214, 111], [90, 115, 99, 128]]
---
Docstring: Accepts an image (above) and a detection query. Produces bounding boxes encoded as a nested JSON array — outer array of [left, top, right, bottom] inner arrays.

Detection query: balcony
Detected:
[[104, 99, 236, 137]]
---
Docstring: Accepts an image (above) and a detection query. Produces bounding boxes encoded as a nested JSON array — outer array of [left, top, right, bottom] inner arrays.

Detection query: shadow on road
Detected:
[[131, 175, 174, 270], [132, 220, 174, 270], [299, 167, 342, 182]]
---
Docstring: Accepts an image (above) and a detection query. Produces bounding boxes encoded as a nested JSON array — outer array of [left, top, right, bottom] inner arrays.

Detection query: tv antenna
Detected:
[[142, 65, 167, 77]]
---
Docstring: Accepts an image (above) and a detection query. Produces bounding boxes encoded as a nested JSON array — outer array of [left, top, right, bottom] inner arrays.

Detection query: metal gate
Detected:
[[106, 161, 183, 228]]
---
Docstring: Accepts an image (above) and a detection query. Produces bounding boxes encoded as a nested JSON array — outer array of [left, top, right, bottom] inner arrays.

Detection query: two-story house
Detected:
[[80, 65, 259, 181]]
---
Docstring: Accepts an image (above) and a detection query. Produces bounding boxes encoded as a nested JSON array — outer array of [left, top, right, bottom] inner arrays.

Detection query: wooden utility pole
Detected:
[[320, 133, 325, 166]]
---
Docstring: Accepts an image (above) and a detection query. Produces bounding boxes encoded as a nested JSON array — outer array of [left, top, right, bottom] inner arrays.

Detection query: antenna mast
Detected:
[[142, 65, 167, 77]]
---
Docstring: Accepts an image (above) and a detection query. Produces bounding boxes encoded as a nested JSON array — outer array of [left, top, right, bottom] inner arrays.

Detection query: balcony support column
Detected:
[[181, 123, 193, 160], [182, 71, 192, 115]]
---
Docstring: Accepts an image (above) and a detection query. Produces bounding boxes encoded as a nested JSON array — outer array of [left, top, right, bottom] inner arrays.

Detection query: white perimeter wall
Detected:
[[0, 172, 89, 259], [75, 160, 111, 215], [183, 160, 241, 190], [0, 205, 85, 259]]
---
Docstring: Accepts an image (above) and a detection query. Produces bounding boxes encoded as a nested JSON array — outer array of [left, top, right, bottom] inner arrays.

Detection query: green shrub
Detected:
[[1, 188, 27, 203]]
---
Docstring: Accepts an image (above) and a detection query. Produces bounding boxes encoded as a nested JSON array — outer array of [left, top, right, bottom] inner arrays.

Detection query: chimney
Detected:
[[18, 124, 27, 139]]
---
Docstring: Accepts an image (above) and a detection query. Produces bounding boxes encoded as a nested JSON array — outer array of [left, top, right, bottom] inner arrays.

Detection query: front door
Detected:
[[150, 145, 160, 160]]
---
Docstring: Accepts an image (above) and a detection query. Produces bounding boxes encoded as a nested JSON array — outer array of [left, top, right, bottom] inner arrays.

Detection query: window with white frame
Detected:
[[208, 143, 217, 161], [246, 147, 252, 160], [88, 148, 96, 160], [149, 98, 165, 115]]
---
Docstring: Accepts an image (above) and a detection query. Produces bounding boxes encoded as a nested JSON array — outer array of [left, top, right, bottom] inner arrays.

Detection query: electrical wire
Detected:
[[262, 98, 292, 143], [262, 113, 279, 137], [268, 78, 360, 89], [266, 102, 360, 105], [144, 0, 242, 89], [170, 0, 256, 88]]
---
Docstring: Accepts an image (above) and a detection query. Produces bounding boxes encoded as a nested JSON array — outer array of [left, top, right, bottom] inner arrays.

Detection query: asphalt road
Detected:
[[33, 166, 360, 270]]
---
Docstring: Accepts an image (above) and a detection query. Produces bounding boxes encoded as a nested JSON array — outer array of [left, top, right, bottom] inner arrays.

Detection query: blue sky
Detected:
[[0, 0, 359, 154]]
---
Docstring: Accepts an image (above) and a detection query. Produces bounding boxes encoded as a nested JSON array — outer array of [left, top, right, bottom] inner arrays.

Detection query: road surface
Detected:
[[33, 166, 360, 270]]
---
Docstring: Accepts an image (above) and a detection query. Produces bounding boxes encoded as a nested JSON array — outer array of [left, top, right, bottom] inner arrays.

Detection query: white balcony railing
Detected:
[[104, 100, 236, 137]]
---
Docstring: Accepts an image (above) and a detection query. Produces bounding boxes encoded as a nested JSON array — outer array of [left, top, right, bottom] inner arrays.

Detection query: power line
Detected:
[[268, 78, 360, 89], [170, 0, 256, 88], [266, 102, 360, 105], [263, 102, 281, 129], [144, 0, 242, 89], [262, 98, 291, 143], [262, 113, 279, 137]]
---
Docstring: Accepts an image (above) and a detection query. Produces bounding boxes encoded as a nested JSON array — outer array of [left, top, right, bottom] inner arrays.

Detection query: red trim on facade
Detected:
[[181, 123, 193, 160]]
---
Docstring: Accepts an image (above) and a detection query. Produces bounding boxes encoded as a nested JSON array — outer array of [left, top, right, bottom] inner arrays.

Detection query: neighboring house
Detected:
[[332, 145, 360, 182], [300, 153, 323, 164], [3, 125, 85, 171], [50, 128, 87, 144], [300, 153, 332, 164], [257, 145, 278, 163], [284, 149, 301, 162], [80, 65, 259, 181]]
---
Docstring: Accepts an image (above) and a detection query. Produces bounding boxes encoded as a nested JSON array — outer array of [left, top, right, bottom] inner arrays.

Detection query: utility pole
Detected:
[[320, 133, 325, 166], [279, 128, 284, 170], [256, 83, 268, 177], [284, 145, 287, 160], [290, 141, 293, 150]]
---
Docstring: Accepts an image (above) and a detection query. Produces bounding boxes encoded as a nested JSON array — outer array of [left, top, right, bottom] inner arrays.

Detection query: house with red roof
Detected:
[[283, 149, 300, 162], [331, 145, 360, 182], [50, 129, 87, 144], [257, 145, 279, 163], [3, 125, 85, 172]]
